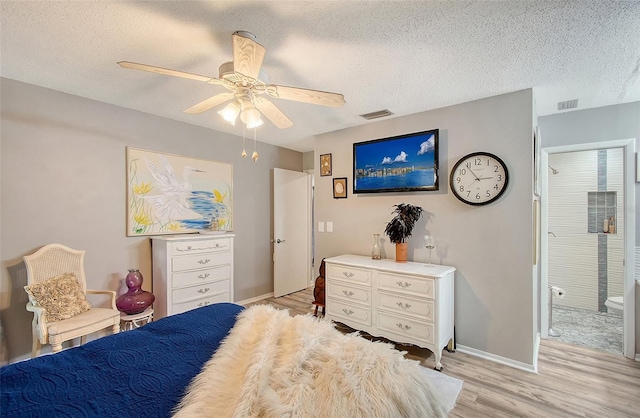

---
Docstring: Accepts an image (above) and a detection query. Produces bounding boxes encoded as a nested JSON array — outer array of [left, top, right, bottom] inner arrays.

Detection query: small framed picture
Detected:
[[333, 177, 347, 199], [320, 153, 332, 177]]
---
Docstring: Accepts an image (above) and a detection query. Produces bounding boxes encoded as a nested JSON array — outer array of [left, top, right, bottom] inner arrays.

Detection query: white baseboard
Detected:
[[532, 333, 541, 373], [456, 344, 538, 374], [635, 353, 640, 362], [236, 292, 273, 306]]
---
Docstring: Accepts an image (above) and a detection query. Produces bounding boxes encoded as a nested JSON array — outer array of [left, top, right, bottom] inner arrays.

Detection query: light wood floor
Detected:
[[245, 287, 640, 418]]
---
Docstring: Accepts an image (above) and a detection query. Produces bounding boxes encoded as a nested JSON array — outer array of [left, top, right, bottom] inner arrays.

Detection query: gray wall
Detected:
[[314, 89, 536, 367], [302, 151, 314, 171], [539, 101, 640, 356], [0, 78, 302, 362]]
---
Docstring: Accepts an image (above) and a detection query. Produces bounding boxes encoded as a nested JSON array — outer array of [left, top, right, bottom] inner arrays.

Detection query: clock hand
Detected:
[[478, 176, 494, 180], [467, 167, 481, 181]]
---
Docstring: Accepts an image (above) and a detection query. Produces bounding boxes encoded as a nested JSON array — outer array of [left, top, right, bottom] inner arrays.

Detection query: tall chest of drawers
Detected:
[[324, 254, 455, 371], [151, 234, 234, 319]]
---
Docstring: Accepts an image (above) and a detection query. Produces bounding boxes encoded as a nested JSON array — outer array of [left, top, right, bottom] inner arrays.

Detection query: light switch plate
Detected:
[[318, 222, 325, 232], [326, 222, 333, 232]]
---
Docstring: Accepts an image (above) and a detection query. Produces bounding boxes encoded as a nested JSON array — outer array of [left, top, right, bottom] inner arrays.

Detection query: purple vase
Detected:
[[116, 269, 155, 315]]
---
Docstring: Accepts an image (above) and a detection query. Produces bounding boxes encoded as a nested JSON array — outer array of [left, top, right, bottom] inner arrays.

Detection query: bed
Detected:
[[1, 303, 446, 417]]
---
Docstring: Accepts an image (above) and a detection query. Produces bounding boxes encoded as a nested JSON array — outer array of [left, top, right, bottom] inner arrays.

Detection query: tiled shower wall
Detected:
[[548, 148, 624, 312]]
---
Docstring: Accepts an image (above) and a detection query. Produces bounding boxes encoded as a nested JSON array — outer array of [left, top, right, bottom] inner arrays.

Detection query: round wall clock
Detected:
[[449, 152, 509, 206]]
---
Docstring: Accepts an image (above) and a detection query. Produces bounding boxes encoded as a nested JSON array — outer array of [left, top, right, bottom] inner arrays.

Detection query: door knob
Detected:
[[276, 239, 286, 244]]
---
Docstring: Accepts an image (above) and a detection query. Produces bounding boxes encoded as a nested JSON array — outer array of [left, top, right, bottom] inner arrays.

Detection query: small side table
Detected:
[[120, 308, 154, 331]]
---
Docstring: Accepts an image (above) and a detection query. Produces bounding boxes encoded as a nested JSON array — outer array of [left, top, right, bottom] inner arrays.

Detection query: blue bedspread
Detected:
[[1, 303, 244, 418]]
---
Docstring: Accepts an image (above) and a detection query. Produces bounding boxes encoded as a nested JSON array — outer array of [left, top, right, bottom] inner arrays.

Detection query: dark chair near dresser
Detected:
[[312, 258, 326, 316]]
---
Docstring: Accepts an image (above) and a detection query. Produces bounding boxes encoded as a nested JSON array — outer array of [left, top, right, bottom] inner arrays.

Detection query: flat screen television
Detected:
[[353, 129, 439, 194]]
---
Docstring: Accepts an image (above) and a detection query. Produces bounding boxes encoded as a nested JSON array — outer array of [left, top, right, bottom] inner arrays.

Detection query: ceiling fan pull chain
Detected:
[[241, 124, 247, 158], [252, 127, 259, 162]]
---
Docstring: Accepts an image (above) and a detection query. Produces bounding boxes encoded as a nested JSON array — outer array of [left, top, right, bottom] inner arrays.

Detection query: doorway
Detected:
[[540, 139, 636, 359]]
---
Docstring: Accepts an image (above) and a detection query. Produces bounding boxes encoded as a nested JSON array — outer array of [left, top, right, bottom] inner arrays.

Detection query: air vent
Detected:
[[360, 109, 394, 120], [557, 99, 578, 111]]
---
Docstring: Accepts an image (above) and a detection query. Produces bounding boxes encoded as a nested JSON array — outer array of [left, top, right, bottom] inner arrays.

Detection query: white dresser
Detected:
[[151, 234, 234, 319], [324, 254, 455, 371]]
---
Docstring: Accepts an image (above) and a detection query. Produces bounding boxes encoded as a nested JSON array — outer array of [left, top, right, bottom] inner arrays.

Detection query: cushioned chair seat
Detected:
[[23, 243, 121, 357], [48, 308, 121, 335]]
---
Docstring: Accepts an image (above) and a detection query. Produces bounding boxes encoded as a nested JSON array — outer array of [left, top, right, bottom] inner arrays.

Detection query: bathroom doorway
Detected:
[[540, 139, 636, 359]]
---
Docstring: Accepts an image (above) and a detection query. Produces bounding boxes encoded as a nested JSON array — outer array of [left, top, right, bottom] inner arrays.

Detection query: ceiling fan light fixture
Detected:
[[218, 101, 240, 125], [246, 118, 264, 129], [240, 105, 261, 126]]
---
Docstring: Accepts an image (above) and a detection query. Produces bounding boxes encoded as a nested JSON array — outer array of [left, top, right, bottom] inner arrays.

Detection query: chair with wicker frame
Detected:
[[23, 243, 120, 358]]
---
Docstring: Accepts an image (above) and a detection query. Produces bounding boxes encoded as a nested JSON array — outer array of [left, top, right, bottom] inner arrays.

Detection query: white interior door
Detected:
[[273, 168, 311, 297]]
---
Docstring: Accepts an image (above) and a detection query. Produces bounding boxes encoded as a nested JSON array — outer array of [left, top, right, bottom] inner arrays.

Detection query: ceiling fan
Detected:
[[118, 31, 346, 129]]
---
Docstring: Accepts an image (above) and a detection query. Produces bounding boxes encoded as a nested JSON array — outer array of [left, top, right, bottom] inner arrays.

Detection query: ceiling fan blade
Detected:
[[265, 85, 346, 108], [183, 92, 235, 114], [254, 97, 293, 129], [117, 61, 226, 86], [232, 33, 266, 80]]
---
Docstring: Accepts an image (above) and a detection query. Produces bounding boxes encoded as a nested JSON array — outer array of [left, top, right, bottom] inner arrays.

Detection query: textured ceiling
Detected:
[[1, 1, 639, 152]]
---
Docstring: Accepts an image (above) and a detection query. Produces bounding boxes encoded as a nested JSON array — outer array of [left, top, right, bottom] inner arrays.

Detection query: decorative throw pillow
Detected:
[[24, 273, 92, 323]]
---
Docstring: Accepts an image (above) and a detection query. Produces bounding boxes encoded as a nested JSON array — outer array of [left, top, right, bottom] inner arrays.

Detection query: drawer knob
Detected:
[[198, 259, 211, 265], [342, 308, 355, 316], [342, 290, 355, 297], [197, 301, 211, 307], [396, 281, 411, 289], [197, 273, 210, 279], [198, 288, 210, 294], [396, 302, 412, 310], [342, 272, 354, 278], [396, 323, 412, 332]]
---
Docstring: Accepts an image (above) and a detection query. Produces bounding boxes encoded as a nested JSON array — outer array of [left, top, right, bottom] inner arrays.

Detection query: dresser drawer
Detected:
[[327, 280, 371, 306], [377, 291, 434, 321], [170, 238, 231, 256], [171, 292, 231, 315], [377, 311, 434, 345], [172, 251, 231, 272], [326, 264, 371, 284], [172, 265, 231, 288], [327, 298, 372, 327], [172, 279, 230, 304], [378, 272, 434, 299]]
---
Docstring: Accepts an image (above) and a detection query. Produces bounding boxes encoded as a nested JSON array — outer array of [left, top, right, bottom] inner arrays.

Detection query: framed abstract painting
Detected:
[[126, 147, 233, 236]]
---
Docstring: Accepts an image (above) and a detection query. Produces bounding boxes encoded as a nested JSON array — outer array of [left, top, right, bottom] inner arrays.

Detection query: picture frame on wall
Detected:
[[333, 177, 347, 199], [126, 147, 233, 236], [320, 153, 332, 176]]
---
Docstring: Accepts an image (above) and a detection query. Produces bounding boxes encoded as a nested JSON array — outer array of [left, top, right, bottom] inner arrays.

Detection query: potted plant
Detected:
[[384, 203, 424, 263]]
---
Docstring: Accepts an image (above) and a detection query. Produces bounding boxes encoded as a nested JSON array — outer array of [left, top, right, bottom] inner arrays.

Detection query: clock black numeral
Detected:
[[466, 191, 471, 197], [486, 191, 491, 197], [497, 174, 502, 181], [456, 177, 461, 183], [476, 193, 481, 199], [494, 184, 499, 190], [460, 168, 467, 175], [494, 165, 499, 172], [474, 158, 482, 166], [459, 185, 464, 192]]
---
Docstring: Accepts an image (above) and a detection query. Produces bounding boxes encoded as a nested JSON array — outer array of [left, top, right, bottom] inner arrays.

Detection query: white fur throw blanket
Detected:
[[173, 305, 446, 418]]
